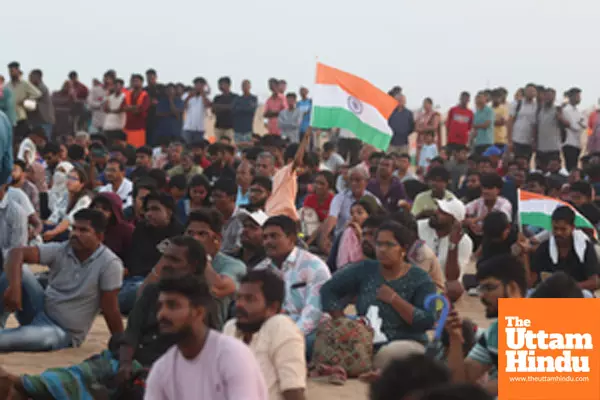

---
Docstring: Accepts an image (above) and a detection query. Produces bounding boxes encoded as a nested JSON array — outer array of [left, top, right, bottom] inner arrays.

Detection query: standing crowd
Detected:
[[0, 62, 598, 400]]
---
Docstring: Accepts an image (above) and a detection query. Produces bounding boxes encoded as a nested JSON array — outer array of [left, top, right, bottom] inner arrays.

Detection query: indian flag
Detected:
[[518, 190, 595, 231], [311, 63, 398, 151]]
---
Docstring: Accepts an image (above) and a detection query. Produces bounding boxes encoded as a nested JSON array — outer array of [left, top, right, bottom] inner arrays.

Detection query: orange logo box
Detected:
[[499, 298, 600, 400]]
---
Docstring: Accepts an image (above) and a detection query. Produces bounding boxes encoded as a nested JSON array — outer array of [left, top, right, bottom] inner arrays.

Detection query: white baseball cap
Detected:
[[435, 198, 466, 222], [239, 209, 269, 227]]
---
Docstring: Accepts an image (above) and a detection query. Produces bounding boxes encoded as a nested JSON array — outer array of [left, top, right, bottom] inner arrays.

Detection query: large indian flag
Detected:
[[518, 190, 595, 231], [311, 63, 398, 151]]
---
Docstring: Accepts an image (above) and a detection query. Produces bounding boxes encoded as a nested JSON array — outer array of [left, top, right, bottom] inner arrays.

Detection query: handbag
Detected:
[[310, 317, 374, 378]]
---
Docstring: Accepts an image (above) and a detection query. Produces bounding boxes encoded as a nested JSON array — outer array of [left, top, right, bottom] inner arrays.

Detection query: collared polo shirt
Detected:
[[38, 242, 123, 346]]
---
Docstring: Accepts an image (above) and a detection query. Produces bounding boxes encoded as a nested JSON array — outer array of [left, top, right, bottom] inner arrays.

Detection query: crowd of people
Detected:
[[0, 62, 598, 400]]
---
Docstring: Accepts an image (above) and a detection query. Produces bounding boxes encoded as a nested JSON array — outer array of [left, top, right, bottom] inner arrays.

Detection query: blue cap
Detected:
[[483, 146, 502, 157]]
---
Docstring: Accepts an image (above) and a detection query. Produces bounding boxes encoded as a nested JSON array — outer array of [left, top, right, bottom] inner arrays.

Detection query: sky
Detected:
[[2, 0, 598, 110]]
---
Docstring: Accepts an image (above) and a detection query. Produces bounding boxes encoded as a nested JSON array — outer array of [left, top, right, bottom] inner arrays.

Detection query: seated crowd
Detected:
[[0, 120, 599, 400]]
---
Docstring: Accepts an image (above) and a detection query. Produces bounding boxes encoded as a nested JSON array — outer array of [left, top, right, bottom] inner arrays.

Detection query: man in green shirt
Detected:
[[7, 62, 41, 140], [411, 166, 457, 219]]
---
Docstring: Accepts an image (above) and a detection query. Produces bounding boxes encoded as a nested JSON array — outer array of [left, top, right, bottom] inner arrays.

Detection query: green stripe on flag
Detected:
[[520, 211, 594, 231], [311, 106, 391, 151]]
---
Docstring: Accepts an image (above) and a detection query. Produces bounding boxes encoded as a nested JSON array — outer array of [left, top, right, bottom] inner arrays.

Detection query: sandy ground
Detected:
[[0, 263, 489, 399]]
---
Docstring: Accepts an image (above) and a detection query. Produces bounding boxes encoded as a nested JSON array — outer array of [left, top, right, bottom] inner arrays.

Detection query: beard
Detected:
[[235, 319, 265, 334], [158, 322, 194, 344]]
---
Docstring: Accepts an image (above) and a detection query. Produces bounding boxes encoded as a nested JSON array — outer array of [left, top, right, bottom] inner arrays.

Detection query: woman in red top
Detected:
[[303, 170, 335, 221]]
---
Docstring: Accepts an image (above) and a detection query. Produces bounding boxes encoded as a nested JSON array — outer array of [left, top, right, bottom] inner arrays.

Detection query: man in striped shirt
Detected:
[[445, 254, 527, 397]]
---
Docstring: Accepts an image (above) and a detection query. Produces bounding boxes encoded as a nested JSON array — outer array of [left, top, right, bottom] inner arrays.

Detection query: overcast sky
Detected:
[[1, 0, 597, 109]]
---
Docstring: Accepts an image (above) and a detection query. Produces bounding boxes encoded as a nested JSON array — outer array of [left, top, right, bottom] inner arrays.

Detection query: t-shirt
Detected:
[[297, 98, 312, 133], [446, 106, 474, 145], [103, 93, 126, 130], [212, 252, 247, 329], [145, 330, 268, 400], [493, 104, 508, 144], [232, 94, 258, 133], [418, 143, 438, 168], [509, 100, 537, 145], [532, 239, 599, 283], [6, 187, 35, 216], [213, 93, 237, 129], [303, 193, 334, 222], [536, 106, 562, 152], [417, 219, 473, 277], [323, 152, 345, 172], [183, 95, 206, 132], [468, 320, 498, 379], [473, 106, 495, 146], [264, 95, 287, 135], [38, 242, 123, 346], [562, 103, 586, 149]]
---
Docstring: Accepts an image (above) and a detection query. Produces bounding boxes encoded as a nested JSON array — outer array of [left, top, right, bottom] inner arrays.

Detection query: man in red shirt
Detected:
[[124, 74, 150, 147], [446, 91, 474, 157]]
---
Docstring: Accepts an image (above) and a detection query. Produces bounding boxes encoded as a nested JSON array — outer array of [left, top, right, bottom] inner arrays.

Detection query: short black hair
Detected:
[[552, 205, 575, 225], [136, 146, 153, 157], [390, 210, 418, 235], [240, 269, 285, 311], [242, 147, 264, 162], [68, 71, 78, 79], [569, 181, 592, 198], [7, 61, 20, 69], [482, 211, 510, 239], [369, 355, 450, 400], [147, 169, 168, 190], [169, 235, 207, 277], [323, 142, 336, 152], [168, 174, 188, 191], [42, 142, 60, 155], [187, 174, 211, 198], [30, 69, 42, 78], [426, 166, 450, 182], [218, 76, 231, 85], [398, 153, 410, 160], [67, 144, 85, 161], [193, 77, 207, 85], [144, 192, 175, 213], [283, 143, 309, 165], [146, 68, 157, 76], [387, 86, 402, 97], [417, 383, 494, 400], [132, 179, 157, 200], [476, 254, 527, 297], [316, 170, 335, 190], [73, 208, 108, 233], [208, 143, 225, 156], [13, 159, 26, 171], [480, 173, 503, 190], [377, 221, 416, 250], [213, 178, 238, 198], [285, 92, 297, 100], [190, 140, 208, 150], [187, 208, 224, 234], [158, 274, 212, 307], [251, 176, 273, 193], [526, 172, 547, 188], [263, 215, 297, 237], [131, 73, 144, 82], [107, 157, 125, 172], [362, 215, 387, 230], [530, 271, 584, 298]]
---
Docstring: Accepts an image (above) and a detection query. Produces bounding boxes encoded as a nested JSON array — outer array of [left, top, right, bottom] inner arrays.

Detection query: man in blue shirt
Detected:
[[297, 87, 312, 141], [472, 92, 495, 155], [388, 94, 415, 154], [232, 80, 257, 148]]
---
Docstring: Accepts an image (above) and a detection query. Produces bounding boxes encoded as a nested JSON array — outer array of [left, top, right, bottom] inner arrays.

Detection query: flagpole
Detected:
[[517, 188, 523, 233]]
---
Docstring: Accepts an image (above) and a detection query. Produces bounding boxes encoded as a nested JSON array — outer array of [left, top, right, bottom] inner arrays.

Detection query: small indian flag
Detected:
[[311, 63, 398, 151], [518, 190, 595, 231]]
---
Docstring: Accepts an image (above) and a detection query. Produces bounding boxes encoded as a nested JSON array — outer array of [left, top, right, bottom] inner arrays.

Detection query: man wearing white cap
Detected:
[[232, 210, 269, 269], [417, 197, 473, 302]]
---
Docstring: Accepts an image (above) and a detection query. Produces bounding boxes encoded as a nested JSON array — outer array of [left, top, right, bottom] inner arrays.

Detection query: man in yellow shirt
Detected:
[[224, 269, 306, 400], [491, 89, 508, 152]]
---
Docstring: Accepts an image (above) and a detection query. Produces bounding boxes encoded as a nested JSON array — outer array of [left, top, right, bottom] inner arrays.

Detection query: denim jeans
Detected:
[[0, 266, 71, 352], [305, 329, 317, 362], [118, 276, 146, 314]]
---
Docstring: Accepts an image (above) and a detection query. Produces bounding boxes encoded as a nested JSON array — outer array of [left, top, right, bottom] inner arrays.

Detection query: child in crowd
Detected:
[[417, 131, 438, 176]]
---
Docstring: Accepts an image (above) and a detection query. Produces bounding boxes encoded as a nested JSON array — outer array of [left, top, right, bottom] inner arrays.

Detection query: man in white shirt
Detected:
[[102, 78, 126, 131], [560, 87, 586, 172], [182, 77, 211, 144], [224, 269, 306, 400], [417, 197, 473, 302], [99, 158, 133, 208], [145, 274, 268, 400]]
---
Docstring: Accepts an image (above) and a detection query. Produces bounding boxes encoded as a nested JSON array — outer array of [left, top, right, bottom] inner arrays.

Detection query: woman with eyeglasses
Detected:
[[42, 166, 92, 242], [320, 221, 437, 366]]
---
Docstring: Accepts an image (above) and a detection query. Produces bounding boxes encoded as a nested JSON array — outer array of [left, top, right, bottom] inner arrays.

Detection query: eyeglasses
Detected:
[[67, 176, 80, 182], [375, 241, 400, 249], [477, 283, 501, 293]]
